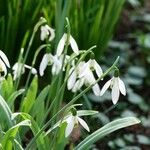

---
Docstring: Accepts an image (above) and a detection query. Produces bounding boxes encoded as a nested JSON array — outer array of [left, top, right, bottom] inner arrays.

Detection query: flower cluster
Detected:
[[0, 21, 127, 139], [0, 23, 126, 105], [39, 24, 126, 105]]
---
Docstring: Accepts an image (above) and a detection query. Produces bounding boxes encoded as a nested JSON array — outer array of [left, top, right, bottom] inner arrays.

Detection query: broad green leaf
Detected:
[[31, 85, 50, 126], [21, 76, 38, 113], [12, 112, 48, 150], [8, 89, 25, 108], [54, 122, 68, 150], [0, 74, 14, 100], [75, 117, 140, 150], [1, 120, 31, 150], [0, 95, 13, 128], [6, 74, 14, 97]]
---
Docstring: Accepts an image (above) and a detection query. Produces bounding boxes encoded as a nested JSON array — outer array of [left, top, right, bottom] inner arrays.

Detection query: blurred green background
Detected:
[[0, 0, 149, 149]]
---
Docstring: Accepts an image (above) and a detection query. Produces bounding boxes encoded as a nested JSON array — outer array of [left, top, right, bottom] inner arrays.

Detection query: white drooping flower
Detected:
[[67, 59, 103, 96], [100, 76, 126, 104], [67, 61, 85, 92], [51, 55, 63, 75], [79, 59, 103, 96], [39, 53, 69, 76], [39, 53, 53, 76], [40, 25, 55, 41], [56, 33, 79, 56], [12, 63, 37, 80], [0, 50, 10, 80], [65, 114, 90, 137]]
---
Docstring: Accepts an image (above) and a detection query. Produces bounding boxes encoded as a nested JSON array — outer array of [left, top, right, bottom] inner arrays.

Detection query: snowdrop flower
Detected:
[[79, 59, 103, 96], [40, 25, 55, 41], [51, 55, 63, 75], [0, 50, 10, 80], [39, 53, 69, 76], [67, 61, 85, 92], [12, 63, 37, 80], [100, 74, 126, 104], [65, 112, 90, 137], [39, 53, 53, 76], [67, 59, 103, 96], [56, 33, 79, 56]]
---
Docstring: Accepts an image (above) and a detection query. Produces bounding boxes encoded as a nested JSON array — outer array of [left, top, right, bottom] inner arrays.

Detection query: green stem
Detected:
[[21, 44, 50, 101], [15, 17, 47, 89]]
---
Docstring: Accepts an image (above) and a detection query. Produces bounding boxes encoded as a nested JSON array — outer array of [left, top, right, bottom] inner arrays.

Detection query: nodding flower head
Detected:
[[100, 72, 126, 105], [12, 63, 37, 80], [67, 59, 103, 96], [56, 33, 79, 56], [0, 50, 10, 80], [39, 53, 70, 76], [40, 25, 55, 41], [64, 108, 90, 137]]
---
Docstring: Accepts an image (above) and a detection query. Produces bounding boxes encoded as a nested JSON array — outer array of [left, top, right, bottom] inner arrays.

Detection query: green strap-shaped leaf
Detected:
[[31, 85, 50, 126], [12, 112, 48, 150], [21, 75, 38, 113], [0, 74, 14, 100], [0, 95, 13, 127], [8, 89, 25, 108], [1, 120, 31, 150], [75, 117, 140, 150]]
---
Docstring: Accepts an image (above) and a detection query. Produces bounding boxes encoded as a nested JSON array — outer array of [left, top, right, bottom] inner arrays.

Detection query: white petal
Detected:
[[84, 70, 95, 85], [72, 78, 84, 92], [77, 117, 90, 132], [67, 70, 77, 90], [100, 79, 111, 96], [70, 35, 79, 55], [78, 62, 88, 78], [0, 50, 10, 68], [56, 34, 66, 56], [48, 28, 55, 41], [0, 58, 7, 77], [92, 83, 101, 96], [118, 77, 126, 96], [31, 68, 37, 74], [93, 60, 103, 78], [40, 26, 49, 41], [12, 63, 25, 80], [51, 55, 62, 75], [39, 54, 51, 76], [65, 116, 75, 137], [111, 78, 120, 104], [24, 65, 37, 74]]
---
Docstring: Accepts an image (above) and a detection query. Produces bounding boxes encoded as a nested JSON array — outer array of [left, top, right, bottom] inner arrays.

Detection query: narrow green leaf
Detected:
[[0, 95, 13, 128], [8, 89, 25, 108], [31, 85, 50, 126], [77, 110, 98, 116], [13, 139, 24, 150], [12, 112, 48, 150], [1, 120, 31, 150], [21, 76, 38, 113], [75, 117, 140, 150]]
